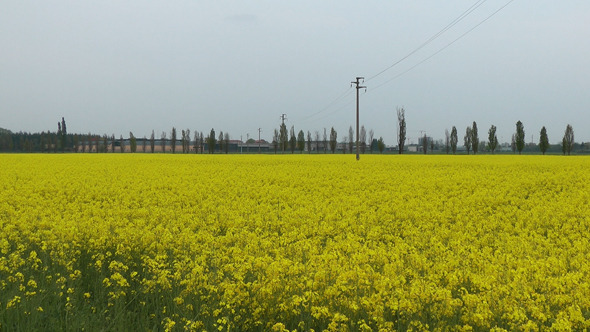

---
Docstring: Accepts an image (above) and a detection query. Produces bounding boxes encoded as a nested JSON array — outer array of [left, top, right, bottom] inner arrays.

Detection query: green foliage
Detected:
[[297, 130, 305, 153], [208, 128, 216, 154], [464, 126, 472, 155], [329, 127, 337, 153], [471, 121, 479, 154], [377, 137, 385, 153], [488, 125, 498, 154], [539, 126, 549, 155], [515, 121, 525, 154]]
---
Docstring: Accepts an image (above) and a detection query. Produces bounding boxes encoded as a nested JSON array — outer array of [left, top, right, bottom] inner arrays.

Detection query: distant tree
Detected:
[[181, 130, 186, 153], [170, 127, 177, 153], [563, 124, 574, 155], [61, 117, 67, 151], [199, 132, 205, 154], [445, 129, 450, 154], [186, 129, 192, 153], [150, 130, 155, 153], [297, 130, 305, 153], [278, 123, 288, 153], [488, 125, 498, 154], [329, 127, 337, 153], [102, 135, 108, 153], [342, 136, 348, 154], [377, 137, 385, 153], [218, 131, 224, 153], [348, 126, 354, 154], [130, 132, 137, 153], [208, 128, 216, 154], [397, 107, 406, 154], [161, 131, 167, 153], [323, 128, 328, 153], [368, 129, 374, 154], [315, 131, 321, 153], [306, 131, 312, 154], [142, 136, 147, 153], [224, 132, 230, 153], [562, 136, 567, 155], [422, 134, 428, 154], [515, 121, 525, 154], [289, 126, 296, 153], [360, 125, 367, 154], [110, 134, 115, 153], [464, 126, 472, 155], [272, 129, 279, 154], [120, 135, 125, 153], [81, 134, 86, 153], [73, 134, 79, 153], [539, 126, 549, 155], [511, 134, 516, 153], [471, 121, 479, 154], [57, 122, 62, 152], [193, 130, 204, 153], [450, 126, 458, 154]]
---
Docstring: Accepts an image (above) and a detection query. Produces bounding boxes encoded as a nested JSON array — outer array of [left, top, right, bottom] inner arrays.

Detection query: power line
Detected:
[[298, 86, 354, 122], [366, 0, 489, 82], [370, 0, 517, 93]]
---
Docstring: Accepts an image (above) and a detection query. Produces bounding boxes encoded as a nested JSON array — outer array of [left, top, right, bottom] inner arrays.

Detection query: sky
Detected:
[[2, 0, 589, 145]]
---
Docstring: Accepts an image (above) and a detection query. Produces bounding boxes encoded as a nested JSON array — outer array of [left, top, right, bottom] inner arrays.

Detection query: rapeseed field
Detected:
[[1, 154, 589, 331]]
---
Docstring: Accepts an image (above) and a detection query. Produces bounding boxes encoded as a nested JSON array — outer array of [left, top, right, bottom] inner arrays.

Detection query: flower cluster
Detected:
[[1, 154, 589, 330]]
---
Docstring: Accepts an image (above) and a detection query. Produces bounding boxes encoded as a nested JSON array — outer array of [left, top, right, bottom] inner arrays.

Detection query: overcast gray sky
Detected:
[[2, 0, 589, 144]]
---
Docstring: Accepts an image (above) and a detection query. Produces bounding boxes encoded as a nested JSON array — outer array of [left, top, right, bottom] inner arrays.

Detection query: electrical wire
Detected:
[[369, 0, 517, 93], [366, 0, 488, 82], [297, 86, 354, 122]]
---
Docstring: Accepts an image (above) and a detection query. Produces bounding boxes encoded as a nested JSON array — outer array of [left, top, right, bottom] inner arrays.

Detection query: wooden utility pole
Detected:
[[351, 77, 366, 161]]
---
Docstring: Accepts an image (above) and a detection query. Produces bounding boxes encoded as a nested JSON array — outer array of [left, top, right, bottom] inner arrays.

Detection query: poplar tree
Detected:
[[488, 125, 498, 154], [450, 126, 458, 154], [539, 126, 549, 155], [171, 127, 177, 153], [329, 127, 337, 153], [471, 121, 479, 154], [515, 121, 525, 154]]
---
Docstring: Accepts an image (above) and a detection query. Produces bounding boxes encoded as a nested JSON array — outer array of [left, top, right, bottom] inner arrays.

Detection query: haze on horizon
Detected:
[[2, 0, 589, 145]]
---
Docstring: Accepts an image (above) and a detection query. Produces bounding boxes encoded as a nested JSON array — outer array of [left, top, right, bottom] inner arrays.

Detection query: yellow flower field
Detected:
[[1, 154, 589, 331]]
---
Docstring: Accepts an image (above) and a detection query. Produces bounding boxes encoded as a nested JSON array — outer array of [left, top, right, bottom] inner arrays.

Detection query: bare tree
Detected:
[[272, 129, 279, 154], [368, 129, 374, 153], [315, 131, 320, 153], [111, 134, 115, 153], [360, 125, 367, 154], [193, 131, 199, 153], [161, 131, 167, 153], [120, 135, 125, 153], [563, 124, 574, 155], [307, 131, 312, 154]]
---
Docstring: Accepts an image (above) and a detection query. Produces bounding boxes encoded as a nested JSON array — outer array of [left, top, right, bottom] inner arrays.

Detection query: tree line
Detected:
[[0, 115, 585, 155]]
